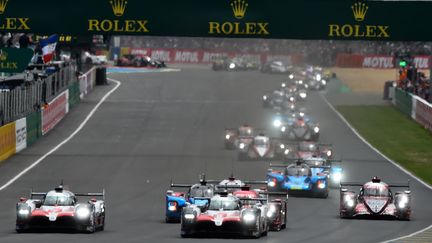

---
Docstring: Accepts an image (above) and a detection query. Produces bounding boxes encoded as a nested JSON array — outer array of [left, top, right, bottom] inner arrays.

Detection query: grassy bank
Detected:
[[337, 105, 432, 185]]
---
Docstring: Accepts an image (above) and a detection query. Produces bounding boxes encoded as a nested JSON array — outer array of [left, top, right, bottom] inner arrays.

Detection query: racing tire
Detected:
[[85, 212, 97, 233], [181, 231, 192, 238]]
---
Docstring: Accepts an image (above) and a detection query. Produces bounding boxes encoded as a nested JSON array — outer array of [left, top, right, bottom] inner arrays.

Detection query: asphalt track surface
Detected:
[[0, 66, 431, 243]]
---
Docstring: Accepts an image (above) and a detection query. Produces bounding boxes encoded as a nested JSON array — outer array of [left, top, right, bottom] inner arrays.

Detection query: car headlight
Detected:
[[299, 92, 307, 99], [289, 74, 294, 79], [239, 143, 245, 149], [344, 195, 355, 208], [281, 83, 286, 88], [263, 95, 267, 100], [305, 84, 309, 89], [332, 172, 342, 182], [298, 80, 303, 84], [243, 213, 255, 222], [280, 144, 285, 149], [398, 195, 409, 209], [314, 127, 320, 133], [299, 112, 305, 117], [281, 126, 286, 132], [225, 134, 230, 140], [321, 80, 327, 85], [289, 97, 295, 102], [229, 63, 236, 69], [267, 179, 276, 187], [76, 207, 91, 219], [184, 213, 195, 220], [316, 74, 321, 81], [284, 149, 290, 155], [326, 150, 332, 157], [18, 209, 30, 215], [273, 119, 282, 128]]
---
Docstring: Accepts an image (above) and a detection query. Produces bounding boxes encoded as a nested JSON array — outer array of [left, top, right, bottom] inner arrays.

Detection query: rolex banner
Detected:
[[2, 0, 432, 41], [0, 48, 33, 74]]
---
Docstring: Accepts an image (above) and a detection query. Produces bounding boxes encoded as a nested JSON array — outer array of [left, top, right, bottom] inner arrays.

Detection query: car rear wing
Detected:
[[170, 183, 193, 188], [30, 191, 47, 199], [269, 162, 330, 169], [75, 190, 105, 201], [340, 180, 410, 190]]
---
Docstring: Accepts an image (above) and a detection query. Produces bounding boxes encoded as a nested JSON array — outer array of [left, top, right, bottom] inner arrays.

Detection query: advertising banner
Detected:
[[0, 122, 16, 161], [15, 118, 27, 153], [42, 90, 69, 135], [336, 54, 430, 69], [123, 48, 302, 65]]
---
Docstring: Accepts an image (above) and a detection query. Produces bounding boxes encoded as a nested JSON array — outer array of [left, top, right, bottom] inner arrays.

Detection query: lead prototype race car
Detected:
[[237, 134, 289, 161], [340, 177, 411, 220], [180, 192, 269, 238], [16, 183, 105, 233], [224, 124, 255, 150]]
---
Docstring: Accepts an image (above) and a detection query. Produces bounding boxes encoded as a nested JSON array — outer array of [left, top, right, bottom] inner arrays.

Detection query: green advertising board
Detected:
[[0, 48, 33, 73], [1, 0, 432, 41]]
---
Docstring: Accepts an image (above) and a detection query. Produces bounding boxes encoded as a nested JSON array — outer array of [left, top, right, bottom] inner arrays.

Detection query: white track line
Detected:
[[320, 93, 432, 243], [0, 78, 121, 191]]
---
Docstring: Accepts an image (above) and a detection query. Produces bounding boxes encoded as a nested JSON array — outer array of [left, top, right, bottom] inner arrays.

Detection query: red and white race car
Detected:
[[285, 142, 333, 160], [237, 134, 288, 161], [340, 177, 411, 220], [224, 125, 255, 149], [233, 189, 287, 231], [180, 193, 269, 238], [16, 184, 105, 233]]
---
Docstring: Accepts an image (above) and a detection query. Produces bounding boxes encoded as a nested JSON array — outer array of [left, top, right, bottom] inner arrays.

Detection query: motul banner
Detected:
[[42, 90, 69, 135], [121, 48, 303, 65], [336, 54, 430, 69]]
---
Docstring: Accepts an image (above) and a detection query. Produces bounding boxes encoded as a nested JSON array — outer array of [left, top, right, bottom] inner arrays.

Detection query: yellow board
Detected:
[[0, 122, 16, 161]]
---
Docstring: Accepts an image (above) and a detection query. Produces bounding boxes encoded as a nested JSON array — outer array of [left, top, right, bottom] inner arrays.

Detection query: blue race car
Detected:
[[267, 161, 329, 198], [300, 157, 343, 188], [165, 179, 215, 223]]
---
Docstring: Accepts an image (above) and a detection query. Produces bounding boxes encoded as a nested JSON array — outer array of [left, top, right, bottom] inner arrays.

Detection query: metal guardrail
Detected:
[[0, 62, 77, 126]]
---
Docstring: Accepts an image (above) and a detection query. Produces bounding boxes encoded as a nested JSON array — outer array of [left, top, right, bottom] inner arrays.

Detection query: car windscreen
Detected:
[[239, 128, 253, 137], [208, 197, 240, 210], [254, 138, 268, 146], [299, 143, 317, 151], [363, 187, 390, 197], [286, 166, 310, 176], [190, 187, 214, 197], [43, 194, 75, 206]]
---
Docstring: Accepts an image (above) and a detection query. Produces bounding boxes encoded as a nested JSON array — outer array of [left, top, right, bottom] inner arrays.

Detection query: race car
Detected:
[[212, 56, 259, 71], [165, 176, 216, 223], [224, 124, 255, 149], [304, 66, 328, 90], [295, 157, 343, 187], [16, 183, 105, 233], [280, 82, 308, 101], [117, 54, 166, 68], [285, 142, 333, 160], [280, 113, 320, 141], [340, 177, 411, 220], [262, 90, 299, 111], [237, 134, 289, 161], [233, 188, 288, 232], [260, 60, 292, 74], [267, 161, 329, 198], [180, 192, 269, 238]]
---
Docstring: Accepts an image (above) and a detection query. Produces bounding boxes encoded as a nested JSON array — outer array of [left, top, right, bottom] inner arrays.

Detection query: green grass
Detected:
[[337, 105, 432, 185]]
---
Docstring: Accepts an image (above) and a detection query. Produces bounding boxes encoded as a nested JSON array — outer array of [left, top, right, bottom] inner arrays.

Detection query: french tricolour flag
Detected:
[[40, 34, 59, 63]]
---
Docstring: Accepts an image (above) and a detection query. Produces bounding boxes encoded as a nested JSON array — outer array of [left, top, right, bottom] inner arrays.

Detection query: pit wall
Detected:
[[0, 67, 98, 162], [391, 88, 432, 132], [335, 54, 430, 69]]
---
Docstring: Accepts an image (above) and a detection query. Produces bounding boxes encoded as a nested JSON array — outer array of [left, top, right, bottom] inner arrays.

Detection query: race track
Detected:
[[0, 66, 431, 243]]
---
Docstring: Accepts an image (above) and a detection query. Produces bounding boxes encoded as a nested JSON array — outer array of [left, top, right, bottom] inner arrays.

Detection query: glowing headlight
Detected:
[[314, 127, 320, 133], [321, 80, 327, 85], [168, 205, 177, 211], [267, 180, 276, 187], [332, 172, 342, 182], [225, 134, 230, 140], [280, 144, 285, 149], [290, 105, 295, 110], [273, 119, 282, 128], [184, 213, 195, 220], [344, 195, 355, 207], [289, 74, 294, 79], [76, 207, 91, 219], [284, 149, 290, 155], [18, 209, 30, 215], [243, 213, 256, 222], [316, 74, 321, 81], [263, 95, 267, 100], [266, 210, 274, 218], [299, 92, 307, 99], [398, 195, 409, 208], [305, 84, 309, 89], [281, 126, 286, 132], [326, 150, 332, 157], [281, 83, 286, 88], [298, 80, 303, 84], [299, 112, 305, 117], [229, 63, 236, 69], [289, 97, 294, 102], [239, 143, 245, 149], [318, 182, 326, 189]]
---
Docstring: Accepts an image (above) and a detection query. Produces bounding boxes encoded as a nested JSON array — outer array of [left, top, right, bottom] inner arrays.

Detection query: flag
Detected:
[[39, 34, 59, 63]]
